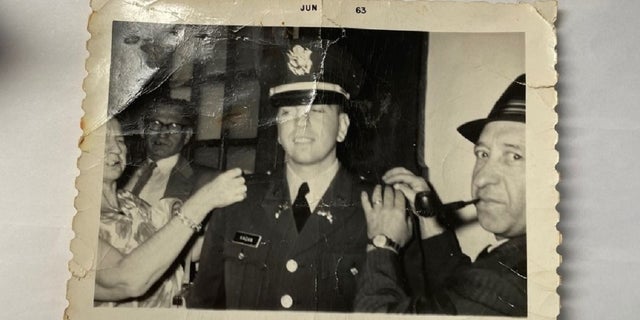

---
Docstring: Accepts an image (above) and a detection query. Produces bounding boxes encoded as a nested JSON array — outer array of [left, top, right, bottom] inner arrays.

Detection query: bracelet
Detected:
[[174, 207, 202, 233]]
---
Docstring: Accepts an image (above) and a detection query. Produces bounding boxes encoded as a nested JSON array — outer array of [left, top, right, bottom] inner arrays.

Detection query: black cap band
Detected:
[[270, 90, 348, 108], [457, 74, 526, 143], [267, 39, 363, 108]]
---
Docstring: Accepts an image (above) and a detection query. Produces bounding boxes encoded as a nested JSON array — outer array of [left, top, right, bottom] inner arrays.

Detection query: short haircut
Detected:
[[143, 97, 197, 128]]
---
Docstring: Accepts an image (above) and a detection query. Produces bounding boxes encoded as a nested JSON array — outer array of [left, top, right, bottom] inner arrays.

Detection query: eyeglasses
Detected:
[[146, 120, 189, 134]]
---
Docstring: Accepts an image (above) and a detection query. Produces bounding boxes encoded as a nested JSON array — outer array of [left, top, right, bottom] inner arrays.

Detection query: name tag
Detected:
[[232, 231, 262, 248]]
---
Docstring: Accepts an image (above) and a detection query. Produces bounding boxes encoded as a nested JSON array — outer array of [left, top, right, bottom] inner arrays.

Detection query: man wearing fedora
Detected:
[[355, 75, 527, 316], [188, 39, 371, 312]]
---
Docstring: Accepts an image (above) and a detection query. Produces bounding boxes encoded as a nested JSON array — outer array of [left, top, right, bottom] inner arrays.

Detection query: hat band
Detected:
[[269, 81, 350, 100], [269, 90, 348, 108], [490, 106, 525, 118]]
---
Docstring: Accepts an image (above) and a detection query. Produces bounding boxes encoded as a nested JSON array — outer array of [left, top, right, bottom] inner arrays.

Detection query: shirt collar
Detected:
[[487, 238, 511, 253], [286, 160, 340, 209], [153, 154, 180, 173]]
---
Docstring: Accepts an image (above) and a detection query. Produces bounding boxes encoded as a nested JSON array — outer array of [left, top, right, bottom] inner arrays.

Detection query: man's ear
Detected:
[[276, 122, 283, 145], [336, 112, 350, 142], [184, 128, 194, 144]]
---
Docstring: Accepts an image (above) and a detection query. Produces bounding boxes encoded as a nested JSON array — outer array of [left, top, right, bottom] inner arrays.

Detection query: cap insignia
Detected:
[[287, 45, 313, 75]]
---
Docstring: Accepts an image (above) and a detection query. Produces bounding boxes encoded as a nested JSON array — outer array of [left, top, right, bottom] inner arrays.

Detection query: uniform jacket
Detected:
[[187, 167, 370, 312], [355, 230, 527, 316]]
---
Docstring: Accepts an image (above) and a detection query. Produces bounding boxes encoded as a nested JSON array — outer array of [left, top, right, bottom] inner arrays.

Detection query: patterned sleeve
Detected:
[[97, 190, 186, 308], [152, 197, 183, 228]]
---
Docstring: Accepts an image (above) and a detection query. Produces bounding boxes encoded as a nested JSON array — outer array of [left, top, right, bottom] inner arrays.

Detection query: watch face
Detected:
[[373, 235, 387, 247]]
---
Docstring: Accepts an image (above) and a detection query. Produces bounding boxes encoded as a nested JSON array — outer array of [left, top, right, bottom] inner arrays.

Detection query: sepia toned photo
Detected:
[[69, 1, 558, 319]]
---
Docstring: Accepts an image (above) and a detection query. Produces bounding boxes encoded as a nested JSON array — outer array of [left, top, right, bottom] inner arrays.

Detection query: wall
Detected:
[[425, 32, 525, 258]]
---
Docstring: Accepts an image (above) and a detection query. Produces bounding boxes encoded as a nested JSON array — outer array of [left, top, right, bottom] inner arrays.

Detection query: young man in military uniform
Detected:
[[188, 39, 371, 311]]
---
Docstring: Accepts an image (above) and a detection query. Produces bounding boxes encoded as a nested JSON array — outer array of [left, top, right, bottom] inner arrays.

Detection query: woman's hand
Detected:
[[195, 168, 247, 210]]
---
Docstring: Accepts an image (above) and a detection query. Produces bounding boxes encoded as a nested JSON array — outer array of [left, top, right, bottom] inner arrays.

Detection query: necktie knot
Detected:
[[297, 182, 310, 199], [145, 160, 158, 171]]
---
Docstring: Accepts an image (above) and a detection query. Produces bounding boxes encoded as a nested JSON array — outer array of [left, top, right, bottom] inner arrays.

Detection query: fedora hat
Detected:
[[457, 74, 526, 143]]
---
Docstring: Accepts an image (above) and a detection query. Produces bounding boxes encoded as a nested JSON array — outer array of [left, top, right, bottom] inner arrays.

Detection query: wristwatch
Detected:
[[369, 234, 401, 252]]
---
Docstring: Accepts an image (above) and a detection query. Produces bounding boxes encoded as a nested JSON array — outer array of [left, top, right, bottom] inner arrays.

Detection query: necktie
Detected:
[[293, 182, 311, 232], [476, 246, 491, 260], [130, 160, 157, 196]]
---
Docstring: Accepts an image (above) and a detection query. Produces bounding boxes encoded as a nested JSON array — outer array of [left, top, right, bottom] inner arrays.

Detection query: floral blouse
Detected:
[[96, 190, 184, 308]]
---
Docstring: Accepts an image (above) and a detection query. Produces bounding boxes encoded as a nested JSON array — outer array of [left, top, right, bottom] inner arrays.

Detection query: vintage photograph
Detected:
[[69, 1, 557, 319], [100, 22, 430, 310]]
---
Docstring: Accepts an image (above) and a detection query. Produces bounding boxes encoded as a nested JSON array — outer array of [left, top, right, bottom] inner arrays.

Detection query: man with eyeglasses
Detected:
[[125, 98, 215, 206]]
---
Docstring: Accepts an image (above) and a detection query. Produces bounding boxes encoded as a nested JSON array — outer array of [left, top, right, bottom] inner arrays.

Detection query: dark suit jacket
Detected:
[[145, 155, 217, 284], [187, 167, 371, 312], [163, 156, 217, 202], [355, 230, 527, 316]]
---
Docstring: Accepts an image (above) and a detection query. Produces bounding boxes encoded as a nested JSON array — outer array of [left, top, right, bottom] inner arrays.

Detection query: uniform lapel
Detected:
[[163, 156, 194, 201], [260, 171, 298, 242], [292, 168, 358, 255]]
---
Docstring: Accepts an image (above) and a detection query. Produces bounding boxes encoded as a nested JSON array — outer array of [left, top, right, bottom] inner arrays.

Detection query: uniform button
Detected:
[[237, 252, 245, 260], [286, 259, 298, 272], [350, 267, 359, 276], [280, 294, 293, 308]]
